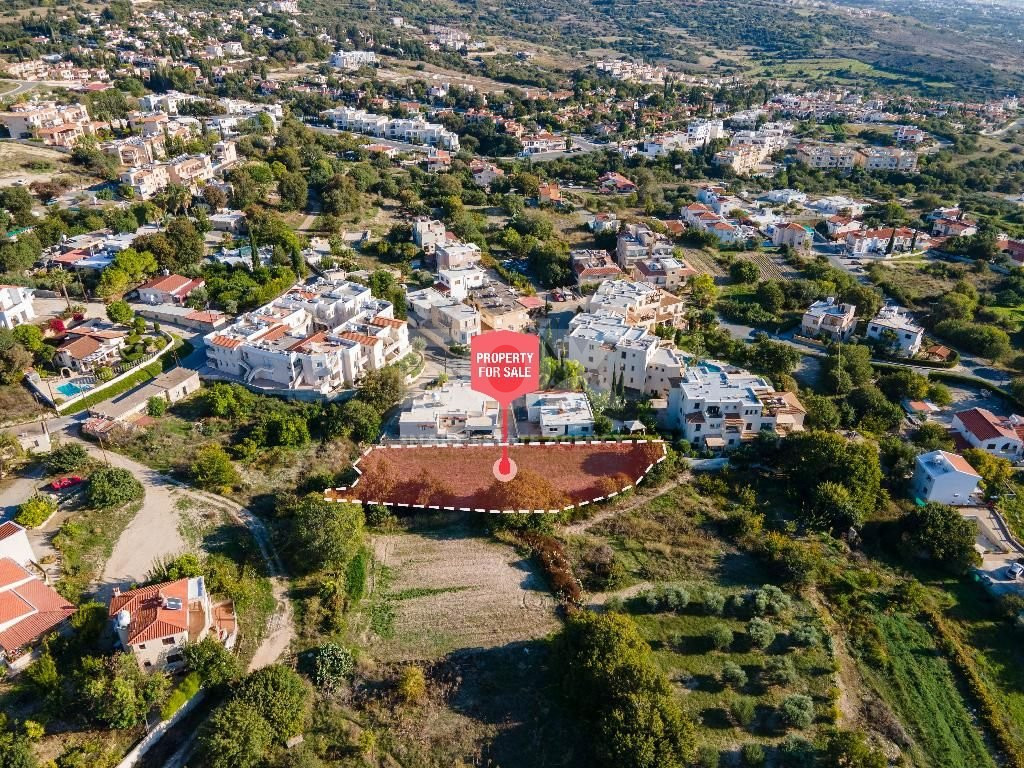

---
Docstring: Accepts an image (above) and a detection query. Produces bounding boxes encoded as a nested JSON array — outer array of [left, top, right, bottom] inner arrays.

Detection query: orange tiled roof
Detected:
[[108, 578, 190, 645]]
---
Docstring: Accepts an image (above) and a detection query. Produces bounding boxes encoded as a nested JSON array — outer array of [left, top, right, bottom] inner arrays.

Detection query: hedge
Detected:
[[160, 672, 201, 721]]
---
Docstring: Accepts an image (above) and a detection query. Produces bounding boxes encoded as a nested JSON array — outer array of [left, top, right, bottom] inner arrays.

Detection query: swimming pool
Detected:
[[55, 381, 90, 397]]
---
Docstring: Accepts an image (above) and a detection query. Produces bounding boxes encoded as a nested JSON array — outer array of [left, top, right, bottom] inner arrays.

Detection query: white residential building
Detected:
[[588, 279, 687, 330], [866, 305, 924, 356], [615, 223, 674, 269], [566, 311, 683, 396], [0, 286, 35, 330], [801, 298, 856, 341], [0, 522, 35, 568], [120, 164, 170, 200], [398, 381, 500, 439], [438, 265, 487, 300], [524, 391, 594, 437], [204, 278, 409, 394], [662, 364, 806, 450], [329, 50, 378, 70], [951, 408, 1024, 461], [412, 218, 447, 255], [436, 241, 482, 270], [320, 107, 460, 150], [406, 288, 481, 345], [911, 450, 982, 505]]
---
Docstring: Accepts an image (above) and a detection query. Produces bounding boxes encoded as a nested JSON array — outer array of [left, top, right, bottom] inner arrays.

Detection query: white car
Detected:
[[1007, 562, 1024, 580]]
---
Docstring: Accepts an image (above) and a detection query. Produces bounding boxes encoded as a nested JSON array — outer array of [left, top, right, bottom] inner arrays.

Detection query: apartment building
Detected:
[[686, 118, 725, 146], [320, 107, 460, 150], [329, 50, 378, 70], [615, 223, 675, 269], [860, 147, 918, 172], [465, 280, 532, 332], [571, 250, 624, 286], [406, 288, 481, 345], [630, 255, 696, 291], [204, 278, 409, 394], [398, 381, 500, 439], [713, 144, 767, 176], [0, 286, 35, 330], [412, 218, 447, 255], [801, 298, 857, 341], [167, 154, 215, 188], [588, 279, 686, 331], [0, 101, 95, 147], [436, 241, 482, 270], [662, 364, 806, 450], [796, 144, 861, 170], [120, 164, 171, 199], [866, 305, 924, 356], [102, 135, 166, 167], [566, 311, 683, 396], [845, 227, 921, 256]]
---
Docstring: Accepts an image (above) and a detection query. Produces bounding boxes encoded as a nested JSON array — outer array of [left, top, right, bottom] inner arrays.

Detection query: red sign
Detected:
[[470, 330, 540, 407]]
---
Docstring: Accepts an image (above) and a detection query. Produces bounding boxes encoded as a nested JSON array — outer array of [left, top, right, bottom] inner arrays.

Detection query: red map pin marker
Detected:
[[470, 330, 540, 482]]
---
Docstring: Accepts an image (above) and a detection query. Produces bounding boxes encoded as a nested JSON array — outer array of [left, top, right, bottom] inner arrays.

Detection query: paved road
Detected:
[[0, 80, 38, 98]]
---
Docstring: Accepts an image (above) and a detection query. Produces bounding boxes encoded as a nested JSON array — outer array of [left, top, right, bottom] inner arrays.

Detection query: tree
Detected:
[[341, 399, 382, 443], [808, 480, 861, 532], [963, 448, 1013, 494], [779, 694, 814, 729], [148, 552, 203, 583], [688, 274, 718, 308], [235, 665, 311, 741], [904, 502, 981, 573], [165, 217, 205, 270], [77, 653, 168, 729], [199, 699, 273, 768], [912, 421, 953, 451], [183, 636, 242, 688], [781, 431, 882, 523], [802, 394, 840, 430], [147, 396, 168, 417], [106, 300, 134, 326], [16, 495, 57, 528], [719, 661, 747, 688], [554, 611, 696, 768], [0, 330, 32, 384], [290, 496, 364, 573], [357, 367, 406, 412], [483, 468, 570, 511], [86, 467, 144, 508], [191, 444, 241, 491], [730, 260, 760, 284], [709, 624, 733, 651], [277, 170, 309, 211], [46, 443, 89, 473], [877, 369, 929, 402]]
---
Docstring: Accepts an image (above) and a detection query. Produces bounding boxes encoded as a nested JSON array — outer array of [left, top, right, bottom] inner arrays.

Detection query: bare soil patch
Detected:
[[356, 518, 561, 661]]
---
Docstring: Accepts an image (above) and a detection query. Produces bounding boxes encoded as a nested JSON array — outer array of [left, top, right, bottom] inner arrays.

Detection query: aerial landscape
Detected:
[[2, 0, 1024, 766]]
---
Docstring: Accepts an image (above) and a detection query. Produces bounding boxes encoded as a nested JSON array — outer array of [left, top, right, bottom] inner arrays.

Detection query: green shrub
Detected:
[[345, 548, 368, 602], [748, 617, 776, 649], [760, 656, 797, 688], [779, 694, 815, 729], [147, 396, 168, 417], [720, 661, 748, 688], [778, 735, 815, 768], [790, 623, 821, 648], [695, 745, 720, 768], [748, 584, 792, 616], [310, 643, 354, 695], [16, 494, 57, 528], [709, 624, 734, 651], [46, 443, 89, 473], [741, 742, 765, 767], [730, 695, 757, 728], [86, 467, 144, 508]]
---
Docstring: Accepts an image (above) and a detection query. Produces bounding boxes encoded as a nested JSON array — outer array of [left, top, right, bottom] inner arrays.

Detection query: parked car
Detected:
[[50, 475, 84, 491], [1007, 562, 1024, 580]]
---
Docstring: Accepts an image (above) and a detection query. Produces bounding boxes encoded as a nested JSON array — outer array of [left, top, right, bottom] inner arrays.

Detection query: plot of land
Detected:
[[327, 441, 665, 511], [357, 519, 561, 660]]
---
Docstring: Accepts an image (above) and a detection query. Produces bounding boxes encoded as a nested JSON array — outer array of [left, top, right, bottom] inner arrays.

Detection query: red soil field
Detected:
[[326, 441, 665, 512]]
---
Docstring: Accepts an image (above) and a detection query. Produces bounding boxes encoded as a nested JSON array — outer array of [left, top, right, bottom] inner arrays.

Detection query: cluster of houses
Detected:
[[0, 101, 103, 149], [319, 106, 460, 151], [801, 299, 927, 357]]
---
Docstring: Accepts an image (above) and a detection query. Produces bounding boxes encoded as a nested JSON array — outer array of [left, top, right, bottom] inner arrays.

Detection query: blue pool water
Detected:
[[56, 381, 89, 397], [701, 363, 723, 372]]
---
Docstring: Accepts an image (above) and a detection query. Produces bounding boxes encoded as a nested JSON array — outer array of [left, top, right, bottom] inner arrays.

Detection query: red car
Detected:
[[50, 476, 84, 491]]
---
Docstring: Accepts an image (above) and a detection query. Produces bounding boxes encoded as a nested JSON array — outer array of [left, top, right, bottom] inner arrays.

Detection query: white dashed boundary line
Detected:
[[324, 439, 667, 514]]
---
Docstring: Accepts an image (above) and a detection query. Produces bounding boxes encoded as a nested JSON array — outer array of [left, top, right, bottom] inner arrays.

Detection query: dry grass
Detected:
[[352, 517, 560, 661]]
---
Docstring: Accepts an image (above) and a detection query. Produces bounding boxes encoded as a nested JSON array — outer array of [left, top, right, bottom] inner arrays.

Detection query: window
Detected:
[[144, 661, 152, 668], [694, 424, 701, 432], [162, 637, 175, 646], [138, 644, 146, 650]]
